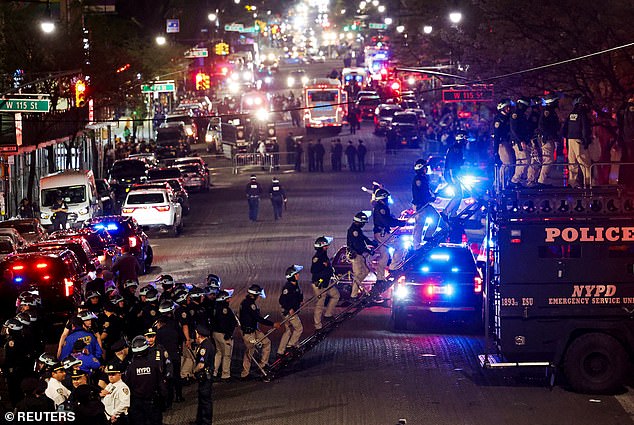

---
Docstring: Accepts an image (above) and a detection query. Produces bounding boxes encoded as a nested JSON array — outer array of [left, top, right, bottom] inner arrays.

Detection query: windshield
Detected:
[[42, 185, 86, 207], [410, 248, 477, 273], [127, 193, 166, 205], [166, 115, 193, 124], [111, 161, 147, 179], [358, 98, 380, 106], [307, 90, 338, 103], [379, 108, 399, 118], [148, 169, 181, 180], [393, 114, 418, 124], [0, 240, 14, 253], [402, 101, 419, 109], [178, 165, 199, 173], [0, 222, 35, 234]]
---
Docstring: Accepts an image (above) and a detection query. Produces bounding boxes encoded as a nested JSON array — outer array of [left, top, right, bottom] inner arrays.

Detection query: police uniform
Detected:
[[140, 301, 159, 330], [239, 296, 273, 378], [493, 110, 513, 185], [100, 311, 124, 360], [563, 104, 594, 187], [373, 200, 406, 278], [442, 141, 465, 218], [45, 371, 71, 408], [277, 280, 303, 355], [211, 301, 237, 379], [510, 105, 530, 185], [155, 315, 183, 406], [311, 249, 339, 329], [4, 332, 29, 406], [269, 180, 287, 220], [125, 350, 167, 425], [245, 178, 262, 222], [346, 223, 375, 298], [194, 327, 214, 425], [537, 106, 560, 184], [410, 171, 439, 249], [103, 365, 131, 424]]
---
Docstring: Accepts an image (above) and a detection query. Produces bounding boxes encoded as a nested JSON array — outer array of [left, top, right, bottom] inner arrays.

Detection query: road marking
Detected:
[[615, 390, 634, 420]]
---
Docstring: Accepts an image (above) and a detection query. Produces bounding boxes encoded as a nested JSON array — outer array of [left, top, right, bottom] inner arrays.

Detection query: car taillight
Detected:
[[128, 236, 138, 248], [154, 205, 170, 212], [474, 276, 483, 293], [122, 207, 136, 214], [64, 278, 74, 297], [12, 265, 24, 270], [36, 263, 47, 269], [426, 285, 434, 296]]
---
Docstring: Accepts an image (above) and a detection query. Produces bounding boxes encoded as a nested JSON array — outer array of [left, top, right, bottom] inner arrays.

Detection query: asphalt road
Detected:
[[145, 121, 634, 425]]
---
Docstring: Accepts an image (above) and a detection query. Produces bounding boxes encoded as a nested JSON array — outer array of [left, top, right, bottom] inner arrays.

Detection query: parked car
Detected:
[[84, 216, 153, 274], [389, 243, 483, 331], [48, 228, 120, 269], [108, 159, 150, 203], [355, 90, 378, 101], [145, 178, 190, 216], [356, 96, 381, 120], [0, 218, 47, 244], [173, 157, 210, 186], [374, 104, 402, 135], [176, 163, 209, 192], [95, 179, 117, 215], [386, 111, 422, 149], [121, 188, 183, 236], [0, 251, 84, 327], [0, 228, 28, 250], [0, 236, 17, 261], [147, 167, 183, 182], [155, 126, 191, 160], [22, 239, 100, 278]]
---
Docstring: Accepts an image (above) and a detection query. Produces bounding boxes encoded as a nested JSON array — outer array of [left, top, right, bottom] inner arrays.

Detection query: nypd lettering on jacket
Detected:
[[545, 227, 634, 243]]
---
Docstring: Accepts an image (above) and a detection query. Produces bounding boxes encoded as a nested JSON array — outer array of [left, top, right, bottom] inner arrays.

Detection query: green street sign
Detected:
[[185, 48, 209, 58], [141, 82, 176, 93], [0, 99, 50, 113], [241, 26, 259, 33], [369, 23, 387, 29], [224, 23, 244, 32]]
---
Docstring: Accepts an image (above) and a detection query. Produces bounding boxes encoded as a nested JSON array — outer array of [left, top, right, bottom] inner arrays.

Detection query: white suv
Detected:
[[121, 188, 183, 236]]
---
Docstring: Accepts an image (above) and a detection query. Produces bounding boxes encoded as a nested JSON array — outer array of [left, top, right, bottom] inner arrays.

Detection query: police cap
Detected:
[[195, 325, 211, 337], [111, 339, 127, 353], [105, 364, 121, 374]]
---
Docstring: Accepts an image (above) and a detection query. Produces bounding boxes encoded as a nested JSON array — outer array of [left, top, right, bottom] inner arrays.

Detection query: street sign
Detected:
[[141, 81, 176, 93], [224, 23, 244, 32], [0, 99, 50, 113], [166, 19, 180, 33], [369, 23, 387, 29], [185, 48, 209, 58], [240, 26, 259, 33], [442, 87, 494, 103]]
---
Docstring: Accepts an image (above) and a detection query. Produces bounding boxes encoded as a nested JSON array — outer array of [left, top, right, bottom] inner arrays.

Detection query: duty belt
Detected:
[[242, 327, 256, 334]]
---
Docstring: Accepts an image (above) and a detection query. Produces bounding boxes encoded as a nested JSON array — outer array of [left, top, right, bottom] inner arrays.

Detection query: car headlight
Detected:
[[78, 207, 89, 215], [287, 76, 295, 87], [301, 76, 309, 85], [228, 82, 240, 93], [394, 285, 410, 300], [206, 134, 213, 142], [264, 76, 272, 84], [256, 108, 270, 122], [243, 71, 252, 81], [185, 128, 194, 136]]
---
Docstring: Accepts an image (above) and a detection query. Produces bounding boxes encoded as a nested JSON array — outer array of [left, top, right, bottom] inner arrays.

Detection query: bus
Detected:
[[303, 78, 348, 132]]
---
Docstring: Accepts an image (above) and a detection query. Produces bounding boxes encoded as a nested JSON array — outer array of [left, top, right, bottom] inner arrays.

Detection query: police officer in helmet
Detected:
[[277, 265, 304, 358], [125, 335, 167, 425], [409, 159, 440, 250], [563, 95, 594, 188], [493, 98, 513, 187], [311, 236, 339, 329], [346, 212, 378, 300], [372, 188, 407, 280]]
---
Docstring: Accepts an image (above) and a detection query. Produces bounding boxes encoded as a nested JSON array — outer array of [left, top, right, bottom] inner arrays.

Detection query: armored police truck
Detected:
[[480, 187, 634, 393]]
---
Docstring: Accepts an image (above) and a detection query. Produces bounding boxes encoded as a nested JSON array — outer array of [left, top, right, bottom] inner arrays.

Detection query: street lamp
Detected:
[[396, 25, 405, 33], [40, 19, 55, 34], [372, 0, 379, 6], [340, 9, 346, 14], [155, 35, 166, 46], [423, 25, 432, 34], [377, 5, 385, 13], [208, 13, 217, 22], [384, 17, 393, 25], [449, 11, 462, 24]]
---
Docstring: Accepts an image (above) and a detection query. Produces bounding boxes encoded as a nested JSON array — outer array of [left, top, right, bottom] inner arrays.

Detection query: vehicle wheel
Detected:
[[390, 307, 407, 332], [563, 333, 628, 394], [145, 246, 153, 270]]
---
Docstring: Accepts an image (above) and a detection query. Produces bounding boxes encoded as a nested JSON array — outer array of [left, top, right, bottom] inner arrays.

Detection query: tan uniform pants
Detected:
[[277, 313, 303, 355], [412, 204, 439, 248], [313, 284, 340, 329], [511, 143, 529, 184], [241, 330, 271, 377], [567, 138, 592, 188], [351, 254, 370, 298], [212, 331, 233, 379], [498, 143, 514, 186], [373, 232, 392, 279]]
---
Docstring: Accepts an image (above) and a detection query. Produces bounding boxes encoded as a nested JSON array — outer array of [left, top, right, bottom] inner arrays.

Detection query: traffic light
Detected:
[[214, 42, 229, 56], [75, 80, 86, 107], [195, 72, 210, 90]]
